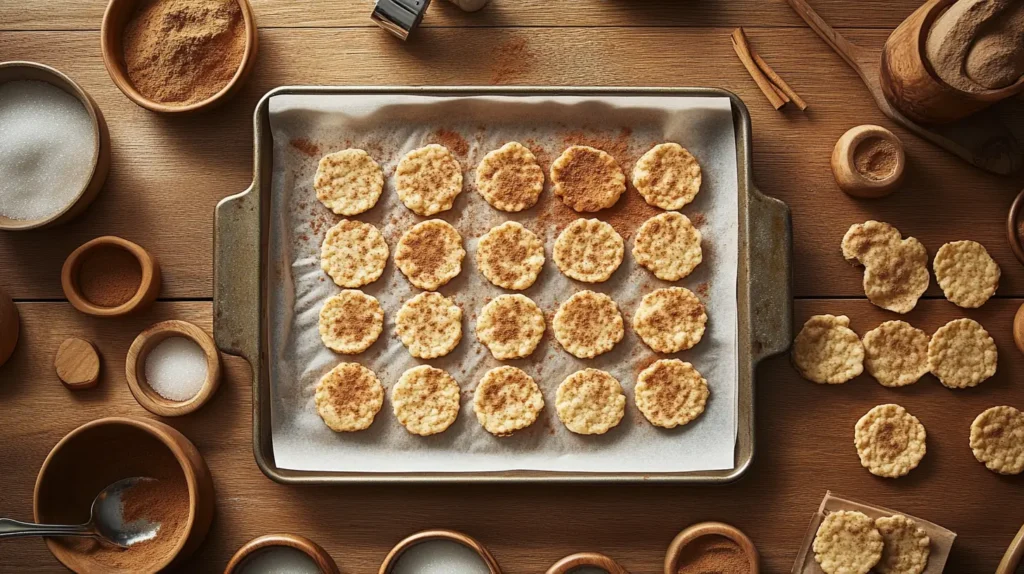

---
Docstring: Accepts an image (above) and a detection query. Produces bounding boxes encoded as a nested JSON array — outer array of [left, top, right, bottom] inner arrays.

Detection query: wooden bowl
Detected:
[[61, 236, 161, 317], [664, 522, 759, 574], [100, 0, 258, 114], [225, 533, 340, 574], [830, 125, 905, 198], [1006, 188, 1024, 266], [126, 320, 222, 417], [0, 61, 110, 230], [0, 288, 18, 369], [34, 416, 215, 574], [546, 552, 629, 574], [378, 529, 502, 574]]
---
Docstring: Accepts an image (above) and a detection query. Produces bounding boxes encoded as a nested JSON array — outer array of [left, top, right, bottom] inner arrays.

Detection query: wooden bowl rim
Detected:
[[125, 320, 222, 417], [0, 61, 103, 231], [378, 529, 502, 574], [664, 521, 759, 574], [1006, 188, 1024, 266], [32, 416, 202, 573], [836, 124, 905, 190], [61, 236, 158, 317], [100, 0, 258, 114], [224, 533, 340, 574], [546, 551, 629, 574]]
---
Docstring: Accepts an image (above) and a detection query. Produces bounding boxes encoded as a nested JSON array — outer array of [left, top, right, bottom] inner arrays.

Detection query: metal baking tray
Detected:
[[213, 86, 792, 484]]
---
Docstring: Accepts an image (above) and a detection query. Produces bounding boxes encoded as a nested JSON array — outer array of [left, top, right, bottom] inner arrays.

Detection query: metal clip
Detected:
[[371, 0, 433, 41]]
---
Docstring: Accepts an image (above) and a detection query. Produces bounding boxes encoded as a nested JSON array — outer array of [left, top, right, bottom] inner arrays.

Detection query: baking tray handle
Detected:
[[748, 187, 792, 362], [213, 182, 260, 367]]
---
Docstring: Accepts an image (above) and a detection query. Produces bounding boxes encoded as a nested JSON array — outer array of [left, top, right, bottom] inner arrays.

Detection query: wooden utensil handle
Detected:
[[996, 522, 1024, 574], [785, 0, 872, 74], [0, 518, 93, 539]]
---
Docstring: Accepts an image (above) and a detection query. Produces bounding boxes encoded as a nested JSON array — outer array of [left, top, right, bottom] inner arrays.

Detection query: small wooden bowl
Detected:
[[378, 529, 502, 574], [61, 236, 160, 317], [126, 320, 222, 417], [34, 416, 215, 574], [100, 0, 258, 114], [0, 288, 18, 369], [1006, 188, 1024, 266], [225, 533, 340, 574], [546, 552, 629, 574], [0, 61, 110, 230], [664, 522, 759, 574], [831, 125, 905, 198]]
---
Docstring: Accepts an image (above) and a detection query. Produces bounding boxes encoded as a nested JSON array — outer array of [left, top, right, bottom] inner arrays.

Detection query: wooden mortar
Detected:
[[831, 125, 906, 198]]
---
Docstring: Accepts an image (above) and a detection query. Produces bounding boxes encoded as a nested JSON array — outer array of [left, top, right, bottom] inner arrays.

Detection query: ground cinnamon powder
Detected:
[[77, 246, 142, 308], [853, 137, 897, 181], [123, 0, 246, 105], [676, 535, 751, 574]]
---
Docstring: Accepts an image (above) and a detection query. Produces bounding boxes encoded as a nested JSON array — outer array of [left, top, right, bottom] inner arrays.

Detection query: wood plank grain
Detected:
[[0, 27, 1020, 301], [0, 300, 1021, 572], [0, 0, 927, 32]]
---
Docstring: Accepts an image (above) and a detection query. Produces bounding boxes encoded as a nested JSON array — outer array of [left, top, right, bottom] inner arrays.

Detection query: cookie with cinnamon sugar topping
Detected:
[[550, 145, 626, 212], [475, 142, 545, 212]]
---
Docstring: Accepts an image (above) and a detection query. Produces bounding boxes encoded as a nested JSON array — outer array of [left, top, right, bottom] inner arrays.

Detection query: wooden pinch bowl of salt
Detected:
[[379, 529, 502, 574], [664, 521, 759, 574], [225, 533, 340, 574], [62, 236, 161, 318], [126, 320, 222, 417], [0, 61, 110, 230]]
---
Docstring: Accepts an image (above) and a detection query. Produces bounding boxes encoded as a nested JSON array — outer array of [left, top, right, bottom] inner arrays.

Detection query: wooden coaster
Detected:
[[54, 337, 100, 390]]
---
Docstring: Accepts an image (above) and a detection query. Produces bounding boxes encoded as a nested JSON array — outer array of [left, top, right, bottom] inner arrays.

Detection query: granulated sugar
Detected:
[[145, 337, 208, 401], [0, 80, 96, 221], [392, 540, 491, 574]]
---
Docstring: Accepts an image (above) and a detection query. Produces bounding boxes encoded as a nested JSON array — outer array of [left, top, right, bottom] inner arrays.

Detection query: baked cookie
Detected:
[[475, 142, 544, 212], [633, 287, 707, 353], [792, 314, 864, 384], [320, 220, 389, 288], [933, 240, 1000, 308], [927, 318, 997, 389], [841, 220, 903, 267], [552, 290, 624, 359], [555, 368, 626, 435], [552, 218, 624, 283], [395, 219, 466, 291], [395, 291, 462, 359], [314, 148, 384, 216], [862, 321, 930, 388], [632, 212, 703, 281], [854, 404, 927, 478], [473, 366, 545, 436], [632, 143, 702, 210], [314, 363, 384, 432], [396, 144, 463, 216], [476, 294, 546, 360], [841, 221, 929, 314], [874, 515, 931, 574], [634, 359, 709, 429], [812, 510, 884, 574], [970, 405, 1024, 475], [476, 221, 545, 290], [318, 290, 383, 354], [392, 365, 461, 436], [550, 145, 626, 212]]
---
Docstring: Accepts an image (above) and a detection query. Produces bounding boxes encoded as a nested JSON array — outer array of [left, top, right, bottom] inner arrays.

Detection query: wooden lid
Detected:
[[54, 337, 100, 390]]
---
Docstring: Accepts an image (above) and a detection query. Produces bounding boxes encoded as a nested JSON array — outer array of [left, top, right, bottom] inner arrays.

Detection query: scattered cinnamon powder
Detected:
[[676, 535, 750, 574], [491, 36, 533, 84], [290, 137, 320, 158], [77, 246, 142, 308], [854, 137, 898, 181], [430, 129, 469, 157]]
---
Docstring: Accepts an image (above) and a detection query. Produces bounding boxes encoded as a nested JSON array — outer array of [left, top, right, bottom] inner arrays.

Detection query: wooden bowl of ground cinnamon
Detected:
[[34, 416, 214, 574], [61, 236, 161, 317], [665, 521, 759, 574], [100, 0, 258, 114]]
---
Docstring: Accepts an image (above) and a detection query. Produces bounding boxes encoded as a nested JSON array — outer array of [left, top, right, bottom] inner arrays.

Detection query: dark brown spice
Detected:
[[77, 246, 142, 308], [854, 137, 898, 181], [490, 36, 533, 84], [676, 535, 750, 574], [430, 129, 469, 157], [290, 137, 320, 158]]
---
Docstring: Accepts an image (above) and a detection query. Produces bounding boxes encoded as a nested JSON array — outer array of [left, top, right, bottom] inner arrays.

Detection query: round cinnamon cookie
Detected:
[[314, 148, 384, 216], [970, 405, 1024, 475], [552, 218, 624, 283], [632, 143, 702, 210], [927, 318, 997, 389], [634, 359, 709, 429], [633, 287, 707, 353], [392, 365, 461, 436], [862, 320, 930, 388], [320, 220, 389, 288], [812, 510, 883, 574], [841, 221, 929, 314], [550, 145, 626, 212], [473, 366, 545, 436], [552, 290, 624, 359], [854, 404, 927, 478], [395, 291, 462, 359], [874, 515, 931, 574], [318, 290, 384, 354], [475, 142, 545, 212], [395, 144, 463, 216], [476, 221, 545, 290], [314, 363, 384, 432], [792, 314, 864, 385], [933, 240, 1000, 308], [555, 368, 626, 435], [476, 294, 546, 360], [632, 212, 703, 281], [395, 219, 466, 291]]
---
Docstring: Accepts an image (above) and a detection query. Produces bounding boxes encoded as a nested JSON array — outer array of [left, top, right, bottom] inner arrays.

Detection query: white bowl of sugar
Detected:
[[126, 320, 223, 417]]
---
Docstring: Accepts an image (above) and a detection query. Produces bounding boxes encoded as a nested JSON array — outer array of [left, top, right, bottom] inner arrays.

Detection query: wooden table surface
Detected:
[[1, 1, 1023, 572]]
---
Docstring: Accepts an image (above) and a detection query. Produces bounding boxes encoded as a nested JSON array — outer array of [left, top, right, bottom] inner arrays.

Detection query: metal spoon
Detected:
[[0, 477, 161, 548]]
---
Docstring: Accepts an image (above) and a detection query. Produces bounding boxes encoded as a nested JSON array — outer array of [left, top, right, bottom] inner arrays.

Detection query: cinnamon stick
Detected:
[[730, 28, 786, 110], [752, 51, 808, 111]]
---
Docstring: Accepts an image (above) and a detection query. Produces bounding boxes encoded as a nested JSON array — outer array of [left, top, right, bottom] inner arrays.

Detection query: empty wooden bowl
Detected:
[[379, 529, 502, 574], [225, 533, 340, 574], [126, 320, 222, 417], [547, 552, 629, 574], [34, 416, 215, 574], [0, 61, 110, 230], [100, 0, 258, 114], [62, 236, 160, 317], [0, 288, 18, 369], [665, 522, 759, 574], [831, 125, 905, 198]]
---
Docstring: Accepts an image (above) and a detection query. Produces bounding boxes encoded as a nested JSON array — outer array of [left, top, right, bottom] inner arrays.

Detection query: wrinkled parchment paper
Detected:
[[267, 93, 739, 474]]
